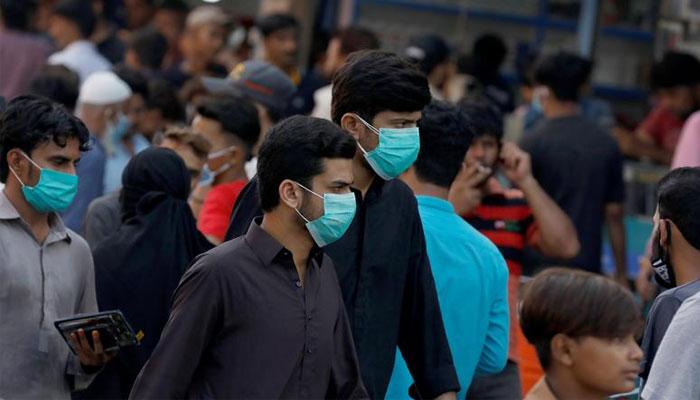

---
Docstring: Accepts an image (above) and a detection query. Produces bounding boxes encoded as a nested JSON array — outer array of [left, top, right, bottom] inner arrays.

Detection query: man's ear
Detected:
[[340, 113, 363, 140], [278, 179, 303, 209], [660, 219, 674, 248], [550, 333, 575, 367]]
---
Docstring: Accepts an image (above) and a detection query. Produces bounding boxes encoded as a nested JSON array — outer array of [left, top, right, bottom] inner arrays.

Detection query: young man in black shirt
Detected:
[[129, 116, 366, 398], [520, 51, 627, 283], [224, 50, 459, 399]]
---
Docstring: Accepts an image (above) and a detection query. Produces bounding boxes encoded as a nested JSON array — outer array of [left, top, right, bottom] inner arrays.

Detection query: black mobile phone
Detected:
[[54, 310, 140, 355]]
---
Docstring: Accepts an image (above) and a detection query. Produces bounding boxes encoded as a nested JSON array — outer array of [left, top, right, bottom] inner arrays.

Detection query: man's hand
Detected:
[[499, 142, 533, 186], [70, 329, 116, 367], [448, 162, 490, 215]]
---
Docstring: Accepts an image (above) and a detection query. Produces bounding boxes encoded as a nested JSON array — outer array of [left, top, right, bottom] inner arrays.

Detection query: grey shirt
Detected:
[[643, 290, 700, 400], [0, 190, 99, 399], [82, 191, 120, 249], [639, 279, 700, 381]]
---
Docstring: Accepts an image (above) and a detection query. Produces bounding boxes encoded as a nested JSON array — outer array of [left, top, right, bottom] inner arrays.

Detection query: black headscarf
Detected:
[[90, 147, 213, 397]]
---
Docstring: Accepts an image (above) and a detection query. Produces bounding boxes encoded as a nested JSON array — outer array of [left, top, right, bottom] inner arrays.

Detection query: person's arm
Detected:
[[398, 202, 460, 399], [128, 255, 222, 398], [474, 253, 509, 377], [606, 203, 628, 286], [326, 274, 369, 399], [67, 240, 113, 391], [499, 142, 580, 259]]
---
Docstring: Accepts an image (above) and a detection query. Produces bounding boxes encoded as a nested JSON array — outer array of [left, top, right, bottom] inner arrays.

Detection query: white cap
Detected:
[[78, 71, 132, 105], [186, 6, 229, 29]]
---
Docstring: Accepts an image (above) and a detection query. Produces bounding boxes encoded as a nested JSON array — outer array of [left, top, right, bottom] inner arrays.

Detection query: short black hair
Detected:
[[27, 65, 80, 111], [0, 0, 35, 30], [0, 95, 90, 183], [156, 0, 190, 13], [336, 27, 379, 56], [469, 33, 507, 80], [657, 167, 700, 251], [257, 13, 298, 37], [114, 65, 149, 100], [257, 116, 356, 212], [51, 0, 96, 38], [414, 101, 474, 188], [331, 50, 431, 125], [147, 80, 186, 122], [196, 93, 260, 152], [458, 99, 504, 141], [650, 51, 700, 91], [520, 268, 642, 370], [535, 51, 592, 102], [128, 26, 168, 70]]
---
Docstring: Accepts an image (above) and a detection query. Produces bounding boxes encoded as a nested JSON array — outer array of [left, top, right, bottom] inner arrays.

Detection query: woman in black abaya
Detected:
[[85, 147, 213, 398]]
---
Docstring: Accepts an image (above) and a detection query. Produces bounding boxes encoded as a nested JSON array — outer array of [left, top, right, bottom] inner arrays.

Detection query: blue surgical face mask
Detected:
[[294, 182, 356, 247], [353, 114, 420, 180], [9, 151, 79, 213], [111, 113, 130, 142]]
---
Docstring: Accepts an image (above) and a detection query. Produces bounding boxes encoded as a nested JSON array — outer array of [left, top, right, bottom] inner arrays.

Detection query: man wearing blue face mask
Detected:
[[101, 66, 152, 194], [225, 50, 459, 400], [0, 95, 116, 398], [130, 116, 367, 398], [63, 70, 132, 232]]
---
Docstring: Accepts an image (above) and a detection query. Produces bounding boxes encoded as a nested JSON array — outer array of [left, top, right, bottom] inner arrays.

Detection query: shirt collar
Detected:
[[0, 190, 71, 244], [245, 217, 324, 268], [416, 196, 455, 214]]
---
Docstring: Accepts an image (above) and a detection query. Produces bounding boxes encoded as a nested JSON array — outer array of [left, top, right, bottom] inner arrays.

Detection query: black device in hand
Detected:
[[54, 310, 140, 355]]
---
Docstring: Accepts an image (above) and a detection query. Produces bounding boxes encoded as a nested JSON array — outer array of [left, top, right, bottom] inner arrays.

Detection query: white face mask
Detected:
[[207, 145, 237, 160]]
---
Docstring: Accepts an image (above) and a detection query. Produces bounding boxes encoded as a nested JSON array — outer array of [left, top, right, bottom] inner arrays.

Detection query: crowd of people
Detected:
[[1, 0, 700, 399]]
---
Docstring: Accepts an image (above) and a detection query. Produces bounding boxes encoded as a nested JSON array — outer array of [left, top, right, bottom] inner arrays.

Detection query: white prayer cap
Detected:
[[78, 71, 132, 106]]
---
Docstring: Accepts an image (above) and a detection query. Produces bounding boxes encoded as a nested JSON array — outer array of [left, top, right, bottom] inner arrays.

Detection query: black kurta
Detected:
[[129, 218, 367, 399], [224, 177, 460, 399]]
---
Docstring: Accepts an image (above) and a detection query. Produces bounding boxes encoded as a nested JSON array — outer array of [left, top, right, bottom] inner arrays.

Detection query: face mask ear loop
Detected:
[[353, 114, 380, 136]]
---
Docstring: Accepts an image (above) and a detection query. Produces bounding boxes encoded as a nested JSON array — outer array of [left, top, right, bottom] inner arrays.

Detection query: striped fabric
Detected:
[[464, 188, 539, 363]]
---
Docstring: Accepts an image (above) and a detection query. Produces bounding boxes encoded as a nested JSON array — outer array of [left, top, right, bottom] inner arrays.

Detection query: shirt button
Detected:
[[307, 348, 312, 354], [307, 314, 312, 320], [295, 281, 302, 288]]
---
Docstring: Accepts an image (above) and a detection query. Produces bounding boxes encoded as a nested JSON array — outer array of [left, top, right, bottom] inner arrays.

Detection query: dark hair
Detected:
[[156, 0, 190, 13], [256, 13, 298, 37], [51, 0, 96, 38], [27, 65, 80, 111], [519, 268, 642, 370], [257, 116, 356, 211], [458, 99, 504, 141], [196, 93, 260, 151], [331, 50, 431, 125], [414, 101, 474, 188], [114, 65, 149, 99], [535, 52, 592, 102], [128, 26, 168, 70], [657, 167, 700, 251], [406, 34, 450, 75], [0, 0, 35, 30], [650, 51, 700, 91], [147, 80, 186, 122], [337, 27, 380, 56], [0, 95, 90, 183], [470, 33, 507, 80]]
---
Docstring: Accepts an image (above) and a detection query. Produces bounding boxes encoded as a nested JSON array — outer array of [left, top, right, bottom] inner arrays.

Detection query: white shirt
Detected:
[[48, 40, 111, 82]]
